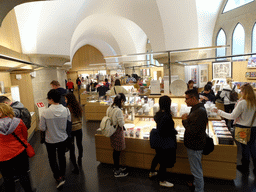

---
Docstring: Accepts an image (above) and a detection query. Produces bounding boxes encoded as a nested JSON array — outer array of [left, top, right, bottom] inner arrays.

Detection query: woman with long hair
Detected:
[[149, 96, 177, 187], [65, 93, 83, 174], [0, 103, 34, 192], [107, 93, 128, 177], [215, 83, 256, 174]]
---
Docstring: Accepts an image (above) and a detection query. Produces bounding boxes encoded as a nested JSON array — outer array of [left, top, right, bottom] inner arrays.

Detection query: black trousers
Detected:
[[70, 129, 83, 168], [45, 140, 67, 180], [150, 148, 176, 182], [113, 150, 121, 170], [224, 104, 235, 128], [0, 150, 33, 192]]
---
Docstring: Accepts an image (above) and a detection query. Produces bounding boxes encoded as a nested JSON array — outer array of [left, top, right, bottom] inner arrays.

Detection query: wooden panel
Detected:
[[85, 113, 106, 121], [202, 161, 237, 180], [202, 144, 237, 163], [168, 157, 191, 174], [71, 45, 105, 71], [120, 152, 144, 169], [0, 9, 22, 52], [28, 120, 37, 138], [84, 105, 109, 113], [10, 73, 35, 113], [0, 72, 12, 89], [95, 135, 112, 150], [96, 148, 113, 164]]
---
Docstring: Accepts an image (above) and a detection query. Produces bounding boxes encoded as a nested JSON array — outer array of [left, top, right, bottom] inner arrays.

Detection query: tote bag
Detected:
[[234, 111, 256, 145]]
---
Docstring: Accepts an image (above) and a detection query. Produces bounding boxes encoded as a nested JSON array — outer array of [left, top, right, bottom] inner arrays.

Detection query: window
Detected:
[[232, 23, 245, 60], [216, 29, 226, 60], [223, 0, 254, 13], [252, 23, 256, 53]]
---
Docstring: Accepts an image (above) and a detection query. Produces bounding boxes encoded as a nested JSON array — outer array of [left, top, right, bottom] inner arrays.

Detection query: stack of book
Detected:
[[212, 121, 234, 145]]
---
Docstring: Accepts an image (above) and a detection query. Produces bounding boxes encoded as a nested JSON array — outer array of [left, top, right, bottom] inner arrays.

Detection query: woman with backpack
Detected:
[[220, 79, 238, 129], [0, 103, 34, 192], [149, 96, 177, 187], [106, 93, 128, 177], [65, 93, 83, 174]]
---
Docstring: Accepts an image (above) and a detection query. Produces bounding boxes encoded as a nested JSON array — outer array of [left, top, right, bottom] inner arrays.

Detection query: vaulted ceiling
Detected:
[[0, 0, 47, 26], [2, 0, 225, 67]]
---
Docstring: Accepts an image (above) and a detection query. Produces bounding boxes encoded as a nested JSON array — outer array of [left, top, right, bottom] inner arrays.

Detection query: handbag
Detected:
[[150, 129, 176, 149], [202, 126, 214, 155], [234, 111, 256, 145], [150, 129, 160, 149], [12, 132, 35, 158], [65, 108, 73, 152], [40, 131, 45, 144]]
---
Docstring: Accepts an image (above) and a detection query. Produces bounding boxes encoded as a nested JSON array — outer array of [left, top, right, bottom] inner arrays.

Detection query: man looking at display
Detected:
[[181, 89, 208, 192], [199, 84, 215, 104]]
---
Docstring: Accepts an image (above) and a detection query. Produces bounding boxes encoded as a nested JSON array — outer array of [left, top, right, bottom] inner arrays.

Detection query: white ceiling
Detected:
[[14, 0, 225, 63]]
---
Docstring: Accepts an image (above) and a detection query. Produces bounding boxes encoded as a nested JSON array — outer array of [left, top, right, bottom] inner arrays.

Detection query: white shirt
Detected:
[[217, 99, 256, 127], [220, 84, 236, 105], [106, 106, 125, 128], [39, 104, 71, 143]]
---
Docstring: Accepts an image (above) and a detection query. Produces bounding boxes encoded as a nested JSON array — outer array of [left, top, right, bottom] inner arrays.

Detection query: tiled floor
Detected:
[[1, 118, 256, 192]]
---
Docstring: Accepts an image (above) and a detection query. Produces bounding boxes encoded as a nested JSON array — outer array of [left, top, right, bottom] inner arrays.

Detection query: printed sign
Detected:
[[36, 102, 45, 108]]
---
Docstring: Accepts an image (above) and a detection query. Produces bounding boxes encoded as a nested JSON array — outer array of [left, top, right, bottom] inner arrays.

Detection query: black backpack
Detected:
[[18, 108, 32, 129], [229, 85, 238, 102]]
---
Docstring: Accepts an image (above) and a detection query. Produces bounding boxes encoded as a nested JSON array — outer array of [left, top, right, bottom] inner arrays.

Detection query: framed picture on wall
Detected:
[[212, 61, 232, 79], [198, 64, 208, 88]]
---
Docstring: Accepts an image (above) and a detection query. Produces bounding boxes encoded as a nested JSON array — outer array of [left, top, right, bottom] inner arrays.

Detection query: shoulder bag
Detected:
[[12, 132, 35, 158], [234, 111, 256, 145], [114, 87, 117, 95], [202, 125, 214, 155]]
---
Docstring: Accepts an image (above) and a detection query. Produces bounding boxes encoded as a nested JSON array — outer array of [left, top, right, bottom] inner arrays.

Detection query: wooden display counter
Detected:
[[95, 120, 237, 180], [83, 102, 109, 121], [28, 112, 38, 141]]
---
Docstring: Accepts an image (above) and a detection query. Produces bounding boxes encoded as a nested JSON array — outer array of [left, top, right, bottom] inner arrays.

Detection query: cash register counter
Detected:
[[95, 119, 237, 180]]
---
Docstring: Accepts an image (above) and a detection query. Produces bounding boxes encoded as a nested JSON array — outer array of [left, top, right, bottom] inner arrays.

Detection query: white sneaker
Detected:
[[159, 181, 174, 187], [114, 169, 128, 177], [56, 177, 65, 189], [149, 171, 158, 178]]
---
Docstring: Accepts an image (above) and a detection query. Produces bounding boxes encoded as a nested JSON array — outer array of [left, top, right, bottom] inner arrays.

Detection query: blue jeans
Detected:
[[187, 148, 204, 192]]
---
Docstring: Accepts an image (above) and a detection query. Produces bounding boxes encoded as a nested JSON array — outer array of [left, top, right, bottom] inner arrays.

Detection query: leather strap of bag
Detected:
[[249, 110, 256, 128], [12, 132, 27, 148], [114, 87, 117, 95]]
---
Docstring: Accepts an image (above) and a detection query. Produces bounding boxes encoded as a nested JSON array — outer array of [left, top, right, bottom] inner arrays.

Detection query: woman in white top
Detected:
[[214, 83, 256, 174], [107, 79, 128, 96], [106, 93, 128, 177], [220, 80, 237, 128]]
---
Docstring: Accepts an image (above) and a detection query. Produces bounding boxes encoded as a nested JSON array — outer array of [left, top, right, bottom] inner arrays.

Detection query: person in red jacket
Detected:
[[0, 103, 34, 192], [66, 79, 74, 93]]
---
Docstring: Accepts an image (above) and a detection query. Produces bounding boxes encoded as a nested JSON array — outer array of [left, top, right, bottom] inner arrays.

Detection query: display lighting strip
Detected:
[[104, 45, 229, 59]]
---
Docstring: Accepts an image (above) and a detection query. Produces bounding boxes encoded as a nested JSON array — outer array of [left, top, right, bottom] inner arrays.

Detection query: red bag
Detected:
[[25, 143, 35, 158]]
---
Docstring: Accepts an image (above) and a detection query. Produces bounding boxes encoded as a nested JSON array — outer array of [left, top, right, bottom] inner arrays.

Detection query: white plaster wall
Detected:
[[31, 68, 67, 105]]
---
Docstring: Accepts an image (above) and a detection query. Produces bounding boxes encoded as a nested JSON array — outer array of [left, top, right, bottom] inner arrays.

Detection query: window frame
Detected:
[[252, 22, 256, 54], [231, 22, 245, 60], [215, 28, 227, 60], [222, 0, 255, 14]]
